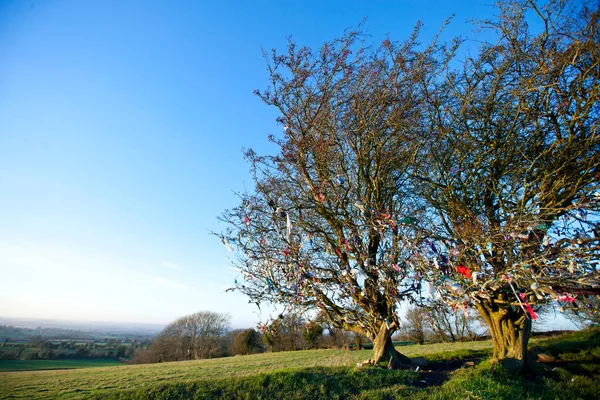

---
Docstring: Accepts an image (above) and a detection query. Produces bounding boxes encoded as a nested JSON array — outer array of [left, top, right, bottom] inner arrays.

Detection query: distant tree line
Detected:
[[396, 304, 482, 345], [131, 310, 367, 364], [2, 302, 589, 364], [132, 307, 486, 365]]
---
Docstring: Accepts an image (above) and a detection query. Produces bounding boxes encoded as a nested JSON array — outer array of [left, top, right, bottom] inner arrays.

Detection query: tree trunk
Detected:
[[369, 322, 412, 369], [475, 296, 532, 370]]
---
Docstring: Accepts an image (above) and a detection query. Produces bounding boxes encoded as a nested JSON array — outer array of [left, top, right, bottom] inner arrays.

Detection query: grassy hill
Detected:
[[1, 329, 599, 399]]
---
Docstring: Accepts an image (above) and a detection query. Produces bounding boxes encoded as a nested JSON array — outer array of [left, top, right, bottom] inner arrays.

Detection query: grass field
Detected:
[[0, 358, 123, 372], [0, 329, 598, 399]]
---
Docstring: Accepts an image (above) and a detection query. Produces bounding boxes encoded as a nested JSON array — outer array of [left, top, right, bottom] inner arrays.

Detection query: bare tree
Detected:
[[423, 302, 481, 343], [184, 311, 231, 359], [219, 26, 442, 368], [411, 0, 599, 369], [398, 307, 427, 345], [134, 311, 231, 363], [320, 317, 353, 349]]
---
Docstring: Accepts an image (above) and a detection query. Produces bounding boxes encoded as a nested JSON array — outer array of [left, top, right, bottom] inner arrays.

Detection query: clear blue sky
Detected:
[[0, 0, 574, 330]]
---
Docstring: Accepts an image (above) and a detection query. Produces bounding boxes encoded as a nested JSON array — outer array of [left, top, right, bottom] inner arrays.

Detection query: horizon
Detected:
[[0, 304, 579, 334]]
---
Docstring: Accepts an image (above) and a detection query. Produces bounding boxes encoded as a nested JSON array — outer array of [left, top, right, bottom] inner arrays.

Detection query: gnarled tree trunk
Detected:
[[475, 295, 532, 371], [369, 322, 412, 369]]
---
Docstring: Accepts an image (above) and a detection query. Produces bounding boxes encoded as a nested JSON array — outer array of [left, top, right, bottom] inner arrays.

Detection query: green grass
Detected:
[[91, 367, 420, 400], [360, 340, 414, 349], [0, 358, 123, 372], [0, 330, 598, 399]]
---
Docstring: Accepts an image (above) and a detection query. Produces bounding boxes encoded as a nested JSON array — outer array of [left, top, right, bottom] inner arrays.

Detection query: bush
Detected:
[[232, 329, 263, 355]]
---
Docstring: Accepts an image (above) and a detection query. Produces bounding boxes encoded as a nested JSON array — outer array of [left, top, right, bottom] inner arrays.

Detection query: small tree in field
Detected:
[[138, 311, 231, 363], [303, 319, 324, 349], [399, 307, 427, 344], [411, 0, 599, 369], [423, 301, 481, 343], [220, 27, 440, 368], [259, 313, 306, 352], [231, 328, 264, 355], [320, 317, 353, 349]]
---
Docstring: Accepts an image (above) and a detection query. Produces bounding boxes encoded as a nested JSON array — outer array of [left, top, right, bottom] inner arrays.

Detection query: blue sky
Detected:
[[0, 0, 575, 330]]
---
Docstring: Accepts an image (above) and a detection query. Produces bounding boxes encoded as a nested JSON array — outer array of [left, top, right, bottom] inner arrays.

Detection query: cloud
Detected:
[[161, 261, 179, 270], [153, 276, 188, 290]]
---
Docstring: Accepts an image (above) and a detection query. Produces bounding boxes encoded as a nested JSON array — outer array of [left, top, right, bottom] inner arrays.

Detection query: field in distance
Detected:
[[1, 329, 599, 399], [0, 358, 122, 372]]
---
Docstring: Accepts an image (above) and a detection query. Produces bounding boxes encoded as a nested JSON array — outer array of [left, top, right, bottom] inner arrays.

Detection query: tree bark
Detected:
[[475, 295, 532, 370], [369, 322, 412, 369]]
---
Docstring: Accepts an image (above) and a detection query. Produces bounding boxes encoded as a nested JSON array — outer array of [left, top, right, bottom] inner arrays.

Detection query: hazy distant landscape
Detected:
[[0, 318, 160, 373], [0, 317, 164, 337]]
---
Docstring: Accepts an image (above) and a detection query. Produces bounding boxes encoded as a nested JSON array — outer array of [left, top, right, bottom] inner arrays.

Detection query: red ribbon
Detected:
[[519, 293, 538, 320], [334, 247, 343, 260], [456, 265, 471, 279], [558, 294, 576, 303]]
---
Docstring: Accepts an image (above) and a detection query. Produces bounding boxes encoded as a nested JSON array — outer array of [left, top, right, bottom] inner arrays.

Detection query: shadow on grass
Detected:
[[405, 348, 490, 388], [536, 327, 600, 357], [532, 327, 600, 379]]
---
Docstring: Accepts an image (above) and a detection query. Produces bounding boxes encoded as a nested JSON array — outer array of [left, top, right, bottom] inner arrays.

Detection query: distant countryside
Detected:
[[0, 323, 152, 372]]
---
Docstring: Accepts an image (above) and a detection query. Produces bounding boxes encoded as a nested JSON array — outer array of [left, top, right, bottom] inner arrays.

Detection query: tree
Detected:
[[398, 307, 427, 345], [411, 0, 599, 369], [27, 335, 44, 348], [303, 319, 324, 349], [231, 328, 264, 355], [320, 318, 353, 349], [135, 311, 231, 363], [184, 311, 231, 359], [220, 26, 440, 368], [260, 312, 306, 352], [16, 344, 26, 360], [423, 301, 481, 343], [352, 331, 369, 350], [75, 345, 89, 358]]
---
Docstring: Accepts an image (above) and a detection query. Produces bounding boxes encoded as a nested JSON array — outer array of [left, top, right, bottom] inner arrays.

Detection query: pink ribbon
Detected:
[[519, 293, 538, 320]]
